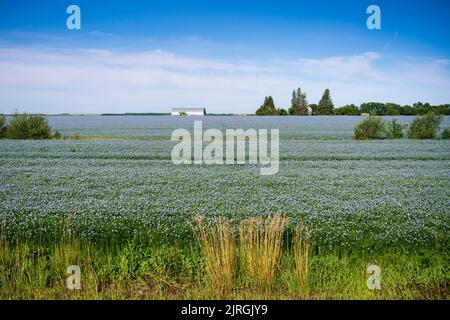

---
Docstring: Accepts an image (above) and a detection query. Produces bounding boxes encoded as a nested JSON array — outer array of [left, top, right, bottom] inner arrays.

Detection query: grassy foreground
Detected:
[[0, 216, 448, 300]]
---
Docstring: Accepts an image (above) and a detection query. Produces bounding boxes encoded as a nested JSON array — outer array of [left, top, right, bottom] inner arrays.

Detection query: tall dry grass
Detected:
[[239, 214, 289, 290], [293, 224, 311, 293], [194, 215, 236, 292]]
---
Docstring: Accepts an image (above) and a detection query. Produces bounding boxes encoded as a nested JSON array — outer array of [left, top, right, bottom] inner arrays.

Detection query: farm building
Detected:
[[171, 108, 206, 116]]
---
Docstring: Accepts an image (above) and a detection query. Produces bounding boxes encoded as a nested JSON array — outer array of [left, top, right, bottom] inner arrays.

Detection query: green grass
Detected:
[[0, 238, 447, 300]]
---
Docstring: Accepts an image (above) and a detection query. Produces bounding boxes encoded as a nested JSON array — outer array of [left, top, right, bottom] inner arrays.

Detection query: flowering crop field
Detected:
[[1, 138, 449, 251], [41, 115, 450, 139]]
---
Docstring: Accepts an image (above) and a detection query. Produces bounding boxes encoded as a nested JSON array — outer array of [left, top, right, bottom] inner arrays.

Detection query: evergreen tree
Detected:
[[255, 96, 278, 115], [289, 88, 309, 115], [288, 90, 298, 115], [317, 89, 334, 115]]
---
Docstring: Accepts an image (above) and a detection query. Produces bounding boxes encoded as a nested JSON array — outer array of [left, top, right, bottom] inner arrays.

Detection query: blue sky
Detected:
[[0, 0, 449, 113]]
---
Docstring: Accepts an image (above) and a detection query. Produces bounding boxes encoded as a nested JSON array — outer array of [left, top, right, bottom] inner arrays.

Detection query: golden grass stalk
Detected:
[[239, 214, 288, 290], [194, 215, 235, 292], [293, 224, 311, 293]]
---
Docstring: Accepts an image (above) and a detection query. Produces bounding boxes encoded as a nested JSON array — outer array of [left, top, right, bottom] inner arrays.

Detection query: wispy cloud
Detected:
[[88, 30, 118, 37], [0, 47, 449, 114], [295, 52, 384, 81]]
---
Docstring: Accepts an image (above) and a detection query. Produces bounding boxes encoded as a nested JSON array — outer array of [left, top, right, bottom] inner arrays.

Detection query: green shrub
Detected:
[[442, 128, 450, 139], [407, 113, 442, 139], [53, 131, 62, 140], [0, 114, 6, 137], [386, 119, 405, 139], [353, 116, 386, 140], [4, 113, 51, 139], [278, 108, 288, 115]]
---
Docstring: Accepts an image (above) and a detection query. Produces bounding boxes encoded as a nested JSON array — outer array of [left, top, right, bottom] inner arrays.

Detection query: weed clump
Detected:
[[239, 214, 289, 290], [407, 113, 443, 139], [353, 117, 386, 140]]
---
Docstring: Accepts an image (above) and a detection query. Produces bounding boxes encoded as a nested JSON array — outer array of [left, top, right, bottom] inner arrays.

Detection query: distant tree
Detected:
[[256, 96, 278, 115], [0, 114, 6, 138], [335, 104, 360, 115], [385, 103, 401, 116], [407, 113, 442, 139], [436, 104, 450, 115], [317, 89, 334, 115], [400, 105, 415, 115], [360, 102, 386, 115], [288, 90, 297, 115], [289, 88, 309, 115], [413, 102, 431, 115], [309, 104, 318, 115], [412, 102, 450, 115], [4, 113, 51, 139], [277, 108, 288, 116]]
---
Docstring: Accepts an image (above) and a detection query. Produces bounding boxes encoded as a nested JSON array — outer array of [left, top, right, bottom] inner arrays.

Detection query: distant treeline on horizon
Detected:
[[255, 88, 450, 116], [3, 102, 450, 117], [334, 102, 450, 116], [101, 112, 171, 116], [254, 100, 450, 116]]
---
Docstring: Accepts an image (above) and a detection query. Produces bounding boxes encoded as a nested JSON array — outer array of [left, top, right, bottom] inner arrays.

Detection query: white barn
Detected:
[[171, 108, 206, 116]]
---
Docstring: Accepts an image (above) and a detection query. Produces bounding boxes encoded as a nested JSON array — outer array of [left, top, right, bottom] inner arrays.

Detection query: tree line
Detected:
[[255, 88, 450, 116]]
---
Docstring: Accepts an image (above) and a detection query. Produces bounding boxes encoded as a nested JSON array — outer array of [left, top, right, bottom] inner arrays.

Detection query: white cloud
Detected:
[[295, 52, 384, 81], [0, 47, 449, 114]]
